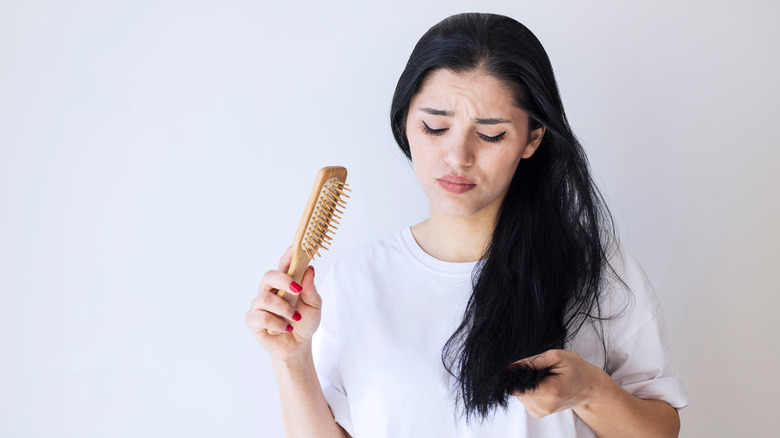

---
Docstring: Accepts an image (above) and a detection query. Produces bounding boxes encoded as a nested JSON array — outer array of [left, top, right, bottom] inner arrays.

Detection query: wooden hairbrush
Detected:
[[267, 166, 350, 335]]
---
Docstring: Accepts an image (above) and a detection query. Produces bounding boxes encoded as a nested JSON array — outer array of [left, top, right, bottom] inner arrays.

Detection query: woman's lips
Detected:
[[438, 178, 476, 194]]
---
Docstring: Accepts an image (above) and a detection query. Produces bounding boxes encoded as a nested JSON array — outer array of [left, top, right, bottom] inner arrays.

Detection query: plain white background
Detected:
[[1, 0, 778, 436]]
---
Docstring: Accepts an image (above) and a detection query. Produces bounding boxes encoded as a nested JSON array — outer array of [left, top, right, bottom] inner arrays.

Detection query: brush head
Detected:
[[301, 177, 350, 259]]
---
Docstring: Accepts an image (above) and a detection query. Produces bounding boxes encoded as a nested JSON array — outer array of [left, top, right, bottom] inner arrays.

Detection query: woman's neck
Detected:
[[410, 208, 497, 263]]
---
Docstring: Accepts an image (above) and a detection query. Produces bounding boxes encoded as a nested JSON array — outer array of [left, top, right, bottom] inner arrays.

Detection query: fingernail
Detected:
[[290, 281, 302, 293], [292, 311, 302, 321], [285, 324, 294, 332], [310, 266, 315, 277]]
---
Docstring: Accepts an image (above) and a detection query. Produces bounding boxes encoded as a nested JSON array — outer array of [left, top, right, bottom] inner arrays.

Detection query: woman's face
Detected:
[[406, 68, 545, 220]]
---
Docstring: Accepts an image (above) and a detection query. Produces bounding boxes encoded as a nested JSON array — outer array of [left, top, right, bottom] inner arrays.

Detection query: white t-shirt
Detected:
[[312, 227, 688, 437]]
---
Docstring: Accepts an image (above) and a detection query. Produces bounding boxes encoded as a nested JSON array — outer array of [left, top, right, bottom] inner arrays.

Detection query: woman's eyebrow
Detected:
[[474, 117, 510, 125], [420, 107, 454, 117], [418, 107, 510, 125]]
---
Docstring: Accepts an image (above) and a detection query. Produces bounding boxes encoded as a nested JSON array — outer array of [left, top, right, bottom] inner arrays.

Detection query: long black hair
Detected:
[[390, 13, 621, 422]]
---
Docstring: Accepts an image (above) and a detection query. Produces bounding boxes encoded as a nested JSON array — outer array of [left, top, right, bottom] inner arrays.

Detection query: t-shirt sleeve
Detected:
[[603, 242, 689, 409], [311, 264, 355, 435]]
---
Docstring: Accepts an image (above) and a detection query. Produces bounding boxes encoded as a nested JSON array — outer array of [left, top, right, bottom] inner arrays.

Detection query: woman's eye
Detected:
[[422, 120, 447, 136], [479, 132, 506, 143]]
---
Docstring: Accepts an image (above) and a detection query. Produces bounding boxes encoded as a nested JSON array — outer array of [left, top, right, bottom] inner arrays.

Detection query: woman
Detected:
[[246, 13, 687, 437]]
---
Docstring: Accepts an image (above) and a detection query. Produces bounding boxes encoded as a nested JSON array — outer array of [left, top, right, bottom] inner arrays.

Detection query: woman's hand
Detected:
[[245, 246, 323, 365], [511, 349, 681, 437], [510, 349, 607, 418]]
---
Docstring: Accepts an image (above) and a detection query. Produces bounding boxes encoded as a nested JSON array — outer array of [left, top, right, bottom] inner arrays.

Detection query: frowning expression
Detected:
[[405, 68, 545, 220]]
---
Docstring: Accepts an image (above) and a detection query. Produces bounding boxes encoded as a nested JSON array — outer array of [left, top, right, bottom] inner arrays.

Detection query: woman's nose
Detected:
[[443, 131, 474, 168]]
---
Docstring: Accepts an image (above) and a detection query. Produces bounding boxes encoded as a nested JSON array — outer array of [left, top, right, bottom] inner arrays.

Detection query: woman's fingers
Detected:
[[248, 257, 322, 354], [251, 265, 320, 335], [510, 349, 562, 371], [511, 349, 602, 418], [259, 265, 321, 310], [250, 289, 300, 323], [246, 308, 294, 334], [296, 266, 322, 310], [277, 245, 293, 272], [246, 251, 323, 362], [260, 269, 304, 297]]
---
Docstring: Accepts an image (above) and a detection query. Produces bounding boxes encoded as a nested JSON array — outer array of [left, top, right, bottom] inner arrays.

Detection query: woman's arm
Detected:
[[512, 349, 680, 437], [574, 373, 679, 438], [246, 248, 350, 438], [272, 346, 351, 438]]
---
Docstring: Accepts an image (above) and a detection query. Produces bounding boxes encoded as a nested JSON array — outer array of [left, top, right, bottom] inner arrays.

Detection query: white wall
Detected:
[[1, 1, 777, 436]]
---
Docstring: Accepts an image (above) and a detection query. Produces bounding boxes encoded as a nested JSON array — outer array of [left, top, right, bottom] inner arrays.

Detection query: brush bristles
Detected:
[[301, 179, 349, 259]]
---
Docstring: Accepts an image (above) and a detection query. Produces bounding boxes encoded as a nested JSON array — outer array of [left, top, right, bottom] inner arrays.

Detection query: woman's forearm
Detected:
[[573, 371, 680, 438], [272, 346, 349, 438]]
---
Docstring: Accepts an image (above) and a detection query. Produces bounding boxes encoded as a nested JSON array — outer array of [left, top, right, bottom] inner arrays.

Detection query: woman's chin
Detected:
[[430, 200, 488, 219]]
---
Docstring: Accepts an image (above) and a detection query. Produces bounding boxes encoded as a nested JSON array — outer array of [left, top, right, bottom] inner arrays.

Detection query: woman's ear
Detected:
[[521, 125, 545, 159]]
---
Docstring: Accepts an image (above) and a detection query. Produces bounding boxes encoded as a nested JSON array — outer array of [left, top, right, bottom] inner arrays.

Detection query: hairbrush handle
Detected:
[[278, 249, 311, 307], [267, 166, 349, 335]]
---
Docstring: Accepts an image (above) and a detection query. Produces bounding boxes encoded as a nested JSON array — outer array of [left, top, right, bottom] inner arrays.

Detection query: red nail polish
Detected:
[[310, 266, 315, 277], [285, 324, 294, 332], [292, 311, 302, 321], [290, 281, 302, 293]]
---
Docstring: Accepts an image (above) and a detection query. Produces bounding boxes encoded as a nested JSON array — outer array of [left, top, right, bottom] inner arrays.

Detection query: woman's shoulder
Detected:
[[596, 230, 666, 350], [600, 231, 661, 312], [333, 228, 408, 267], [593, 232, 688, 408], [324, 227, 415, 284]]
